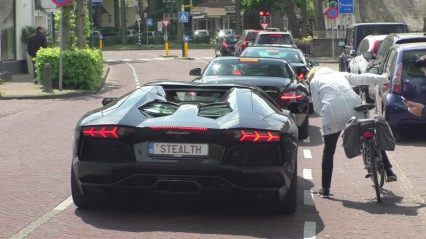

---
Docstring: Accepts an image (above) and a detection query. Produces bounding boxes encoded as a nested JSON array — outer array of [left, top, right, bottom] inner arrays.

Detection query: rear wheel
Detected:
[[298, 115, 309, 140], [367, 146, 382, 203]]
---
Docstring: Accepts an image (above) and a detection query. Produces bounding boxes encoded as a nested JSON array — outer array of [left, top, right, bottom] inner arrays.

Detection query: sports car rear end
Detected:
[[71, 83, 298, 213]]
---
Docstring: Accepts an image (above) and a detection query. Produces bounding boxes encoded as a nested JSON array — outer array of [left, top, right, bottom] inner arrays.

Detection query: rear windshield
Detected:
[[354, 25, 408, 49], [246, 32, 259, 41], [205, 59, 290, 78], [242, 48, 304, 63], [256, 34, 293, 45], [225, 35, 240, 44], [402, 50, 426, 78]]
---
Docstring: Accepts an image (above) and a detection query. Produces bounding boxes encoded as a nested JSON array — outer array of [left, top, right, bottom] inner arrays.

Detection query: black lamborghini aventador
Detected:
[[71, 82, 298, 214]]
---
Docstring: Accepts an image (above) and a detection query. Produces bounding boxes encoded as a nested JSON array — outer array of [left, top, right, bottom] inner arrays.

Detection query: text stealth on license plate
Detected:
[[148, 143, 209, 157]]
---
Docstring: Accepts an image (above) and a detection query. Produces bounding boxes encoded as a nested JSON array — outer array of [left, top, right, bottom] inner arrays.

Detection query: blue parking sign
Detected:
[[146, 18, 153, 26], [339, 0, 354, 14], [183, 34, 190, 42]]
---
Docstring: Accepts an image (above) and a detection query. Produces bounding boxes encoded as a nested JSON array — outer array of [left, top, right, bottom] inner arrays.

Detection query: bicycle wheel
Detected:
[[368, 147, 382, 203]]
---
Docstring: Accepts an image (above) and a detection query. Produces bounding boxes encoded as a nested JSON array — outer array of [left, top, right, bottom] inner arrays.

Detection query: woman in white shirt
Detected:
[[307, 67, 397, 197]]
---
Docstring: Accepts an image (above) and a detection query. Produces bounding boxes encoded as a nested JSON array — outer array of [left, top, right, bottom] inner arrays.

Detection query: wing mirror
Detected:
[[363, 52, 374, 60], [102, 97, 118, 106], [350, 50, 356, 57], [367, 67, 381, 75], [189, 68, 202, 76]]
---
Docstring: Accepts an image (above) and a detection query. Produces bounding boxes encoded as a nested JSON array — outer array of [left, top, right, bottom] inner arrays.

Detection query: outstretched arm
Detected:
[[341, 72, 389, 87], [406, 100, 426, 121]]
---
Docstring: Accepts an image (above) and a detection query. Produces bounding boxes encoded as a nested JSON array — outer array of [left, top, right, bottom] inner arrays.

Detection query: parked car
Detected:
[[371, 43, 426, 133], [189, 57, 310, 139], [71, 82, 299, 214], [366, 33, 426, 74], [338, 22, 409, 72], [215, 34, 240, 56], [234, 29, 260, 56], [217, 29, 235, 38], [348, 35, 387, 74], [240, 46, 319, 113], [253, 31, 297, 48], [193, 29, 211, 43], [140, 31, 163, 44]]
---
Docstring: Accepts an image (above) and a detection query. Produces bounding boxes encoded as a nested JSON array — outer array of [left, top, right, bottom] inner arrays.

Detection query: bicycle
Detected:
[[352, 90, 386, 203]]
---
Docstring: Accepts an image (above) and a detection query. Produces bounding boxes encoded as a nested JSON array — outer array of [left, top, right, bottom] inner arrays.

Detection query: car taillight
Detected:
[[239, 130, 280, 142], [371, 40, 379, 56], [280, 91, 304, 103], [149, 126, 208, 132], [222, 42, 229, 48], [82, 126, 120, 139], [392, 63, 402, 94], [362, 131, 374, 139], [241, 40, 248, 49], [297, 72, 305, 80]]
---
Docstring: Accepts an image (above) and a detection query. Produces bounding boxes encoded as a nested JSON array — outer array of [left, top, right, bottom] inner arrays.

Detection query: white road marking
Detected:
[[303, 136, 311, 143], [304, 221, 316, 239], [9, 196, 73, 239], [126, 63, 140, 89], [303, 149, 312, 159], [304, 190, 314, 206], [303, 168, 313, 180]]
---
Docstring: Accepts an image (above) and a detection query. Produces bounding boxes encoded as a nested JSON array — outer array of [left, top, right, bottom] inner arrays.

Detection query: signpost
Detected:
[[260, 23, 268, 30], [51, 0, 73, 91], [178, 12, 189, 57], [162, 20, 170, 56], [146, 18, 153, 45]]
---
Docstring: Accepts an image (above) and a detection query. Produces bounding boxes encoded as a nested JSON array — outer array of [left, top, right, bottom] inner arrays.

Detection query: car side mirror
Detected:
[[363, 52, 374, 60], [309, 60, 319, 67], [247, 42, 253, 47], [189, 68, 202, 76], [368, 67, 381, 75], [338, 41, 345, 47], [102, 97, 118, 106], [350, 50, 356, 57]]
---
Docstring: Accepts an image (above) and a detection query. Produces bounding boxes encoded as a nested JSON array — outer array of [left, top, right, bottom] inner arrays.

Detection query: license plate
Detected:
[[148, 143, 209, 157]]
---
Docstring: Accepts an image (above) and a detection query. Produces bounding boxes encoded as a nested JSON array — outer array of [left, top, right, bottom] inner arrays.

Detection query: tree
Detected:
[[282, 0, 301, 38], [76, 0, 85, 48], [313, 0, 325, 30], [120, 0, 127, 44], [114, 0, 120, 29], [235, 0, 242, 34]]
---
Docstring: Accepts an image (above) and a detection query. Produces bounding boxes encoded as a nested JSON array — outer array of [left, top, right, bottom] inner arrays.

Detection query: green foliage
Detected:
[[35, 47, 104, 90], [21, 26, 36, 45]]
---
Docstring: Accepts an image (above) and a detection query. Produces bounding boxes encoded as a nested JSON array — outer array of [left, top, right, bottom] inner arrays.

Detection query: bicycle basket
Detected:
[[374, 116, 396, 151], [342, 116, 361, 159]]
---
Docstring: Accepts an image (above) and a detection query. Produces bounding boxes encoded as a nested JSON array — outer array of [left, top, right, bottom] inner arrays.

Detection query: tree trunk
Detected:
[[235, 0, 242, 35], [114, 0, 120, 29], [300, 0, 307, 37], [137, 0, 144, 22], [62, 5, 73, 50], [282, 0, 301, 39], [313, 0, 325, 30], [120, 0, 127, 44], [76, 0, 85, 48]]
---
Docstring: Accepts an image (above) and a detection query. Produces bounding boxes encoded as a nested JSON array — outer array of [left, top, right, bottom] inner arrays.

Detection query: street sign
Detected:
[[178, 12, 189, 23], [157, 22, 163, 32], [183, 34, 190, 42], [260, 23, 269, 30], [325, 7, 339, 19], [162, 20, 170, 27], [339, 0, 354, 14], [51, 0, 72, 7], [146, 18, 153, 27]]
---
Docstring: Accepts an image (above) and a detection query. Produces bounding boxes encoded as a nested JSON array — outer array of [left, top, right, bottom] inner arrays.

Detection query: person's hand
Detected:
[[405, 100, 424, 118]]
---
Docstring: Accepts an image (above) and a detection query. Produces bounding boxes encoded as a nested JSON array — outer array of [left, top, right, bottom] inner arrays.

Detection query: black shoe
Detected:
[[385, 169, 397, 182], [317, 188, 330, 198]]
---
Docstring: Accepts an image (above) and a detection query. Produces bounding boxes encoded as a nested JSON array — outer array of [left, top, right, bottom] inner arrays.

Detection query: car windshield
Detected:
[[225, 35, 239, 44], [204, 59, 290, 78], [256, 34, 292, 45], [242, 48, 304, 63], [402, 50, 426, 78]]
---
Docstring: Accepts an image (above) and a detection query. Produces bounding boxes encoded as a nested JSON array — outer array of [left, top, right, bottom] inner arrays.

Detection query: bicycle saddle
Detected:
[[354, 103, 375, 112]]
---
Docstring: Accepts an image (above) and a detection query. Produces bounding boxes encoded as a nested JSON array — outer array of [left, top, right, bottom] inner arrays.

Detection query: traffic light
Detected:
[[259, 11, 265, 23], [265, 11, 271, 23]]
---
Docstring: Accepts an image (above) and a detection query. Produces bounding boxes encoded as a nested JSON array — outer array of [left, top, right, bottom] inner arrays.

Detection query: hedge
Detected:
[[35, 47, 104, 90]]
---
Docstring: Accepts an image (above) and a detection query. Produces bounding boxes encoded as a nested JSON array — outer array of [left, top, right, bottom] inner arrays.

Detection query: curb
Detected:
[[0, 65, 110, 100]]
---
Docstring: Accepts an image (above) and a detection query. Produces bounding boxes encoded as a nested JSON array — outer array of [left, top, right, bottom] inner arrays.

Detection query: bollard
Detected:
[[43, 63, 53, 93]]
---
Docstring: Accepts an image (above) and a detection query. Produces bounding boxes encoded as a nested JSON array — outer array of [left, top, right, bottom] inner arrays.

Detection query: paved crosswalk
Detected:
[[104, 56, 215, 64]]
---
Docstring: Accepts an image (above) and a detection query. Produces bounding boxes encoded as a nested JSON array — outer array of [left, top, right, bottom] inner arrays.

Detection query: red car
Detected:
[[234, 29, 260, 56]]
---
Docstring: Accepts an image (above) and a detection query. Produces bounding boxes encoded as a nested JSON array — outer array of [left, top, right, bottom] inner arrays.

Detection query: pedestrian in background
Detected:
[[306, 66, 397, 197], [28, 26, 48, 83]]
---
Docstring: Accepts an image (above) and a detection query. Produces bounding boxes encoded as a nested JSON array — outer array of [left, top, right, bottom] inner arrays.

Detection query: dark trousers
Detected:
[[32, 59, 36, 79], [321, 131, 393, 189]]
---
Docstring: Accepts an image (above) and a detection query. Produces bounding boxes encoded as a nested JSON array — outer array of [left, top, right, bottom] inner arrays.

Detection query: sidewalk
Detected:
[[0, 65, 110, 100]]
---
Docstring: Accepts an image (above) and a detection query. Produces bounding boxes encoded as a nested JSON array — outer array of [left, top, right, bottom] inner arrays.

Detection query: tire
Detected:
[[367, 145, 382, 203], [298, 114, 309, 140], [309, 102, 314, 114], [276, 166, 297, 214], [71, 169, 96, 208]]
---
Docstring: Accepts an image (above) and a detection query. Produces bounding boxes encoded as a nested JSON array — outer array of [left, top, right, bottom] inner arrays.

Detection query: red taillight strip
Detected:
[[240, 130, 280, 142], [149, 126, 208, 132], [280, 92, 304, 101], [82, 126, 119, 139]]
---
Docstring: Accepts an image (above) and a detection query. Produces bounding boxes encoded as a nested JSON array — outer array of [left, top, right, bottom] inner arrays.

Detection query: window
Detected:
[[0, 0, 16, 61]]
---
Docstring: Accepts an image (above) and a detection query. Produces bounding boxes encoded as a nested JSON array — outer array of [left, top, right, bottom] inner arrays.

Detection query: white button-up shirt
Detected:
[[310, 67, 388, 135]]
